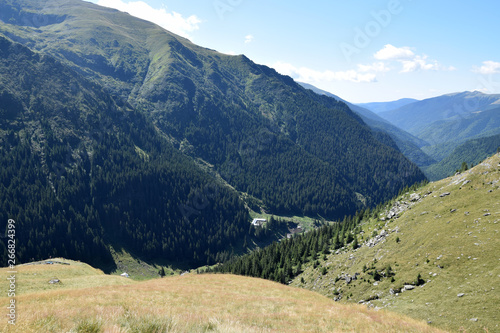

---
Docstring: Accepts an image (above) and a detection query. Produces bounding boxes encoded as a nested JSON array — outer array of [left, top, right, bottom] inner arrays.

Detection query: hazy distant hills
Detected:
[[424, 133, 500, 180], [377, 91, 500, 160], [378, 91, 500, 135], [357, 98, 419, 114], [0, 0, 425, 267], [358, 91, 500, 179]]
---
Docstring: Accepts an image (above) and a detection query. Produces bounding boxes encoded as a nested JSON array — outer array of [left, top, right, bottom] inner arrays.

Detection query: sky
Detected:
[[87, 0, 500, 103]]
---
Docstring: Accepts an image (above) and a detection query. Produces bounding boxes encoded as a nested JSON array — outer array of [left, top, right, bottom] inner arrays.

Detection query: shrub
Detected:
[[415, 273, 425, 286], [75, 318, 103, 333]]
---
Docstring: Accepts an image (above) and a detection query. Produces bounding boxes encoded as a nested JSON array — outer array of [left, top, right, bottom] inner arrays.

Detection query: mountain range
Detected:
[[0, 1, 499, 332], [0, 0, 424, 268], [316, 88, 500, 180], [357, 98, 419, 114], [375, 91, 500, 163]]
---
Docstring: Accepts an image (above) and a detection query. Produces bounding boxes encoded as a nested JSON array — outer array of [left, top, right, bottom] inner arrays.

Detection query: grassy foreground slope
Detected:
[[1, 260, 443, 332], [292, 154, 500, 332]]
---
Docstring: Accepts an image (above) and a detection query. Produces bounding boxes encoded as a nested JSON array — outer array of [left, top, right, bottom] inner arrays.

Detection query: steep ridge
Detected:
[[299, 82, 435, 167], [0, 34, 250, 268], [0, 0, 426, 219]]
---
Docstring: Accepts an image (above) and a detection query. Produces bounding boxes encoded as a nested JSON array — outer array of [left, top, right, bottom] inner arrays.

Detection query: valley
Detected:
[[220, 154, 500, 332], [0, 0, 499, 332]]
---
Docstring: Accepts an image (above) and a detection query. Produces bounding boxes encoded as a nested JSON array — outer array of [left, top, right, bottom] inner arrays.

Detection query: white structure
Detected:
[[251, 218, 267, 227]]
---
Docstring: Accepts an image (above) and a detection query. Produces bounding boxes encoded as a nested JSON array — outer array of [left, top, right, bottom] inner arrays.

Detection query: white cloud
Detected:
[[271, 61, 377, 83], [399, 55, 456, 73], [400, 55, 438, 72], [473, 61, 500, 75], [373, 44, 455, 73], [95, 0, 201, 39], [374, 44, 414, 60], [244, 34, 254, 44], [357, 62, 390, 73]]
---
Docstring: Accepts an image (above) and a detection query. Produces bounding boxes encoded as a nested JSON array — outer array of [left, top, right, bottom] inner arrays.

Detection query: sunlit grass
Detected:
[[0, 260, 443, 332], [294, 154, 500, 332]]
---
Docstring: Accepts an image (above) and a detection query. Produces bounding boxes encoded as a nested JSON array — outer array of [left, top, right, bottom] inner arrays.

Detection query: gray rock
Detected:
[[404, 285, 415, 291], [469, 318, 478, 322], [457, 293, 465, 297], [49, 279, 60, 284], [410, 193, 421, 202], [440, 192, 451, 197]]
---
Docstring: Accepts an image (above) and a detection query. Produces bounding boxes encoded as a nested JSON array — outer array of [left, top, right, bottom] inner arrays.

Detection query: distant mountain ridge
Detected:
[[365, 90, 500, 177], [423, 133, 500, 180], [357, 98, 419, 114]]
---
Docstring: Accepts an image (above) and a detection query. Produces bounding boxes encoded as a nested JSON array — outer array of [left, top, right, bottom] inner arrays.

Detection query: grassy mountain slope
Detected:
[[0, 34, 251, 268], [0, 259, 444, 332], [299, 82, 435, 167], [423, 133, 500, 180], [291, 154, 500, 332]]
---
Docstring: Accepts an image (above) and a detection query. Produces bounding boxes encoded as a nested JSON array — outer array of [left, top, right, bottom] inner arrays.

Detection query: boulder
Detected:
[[440, 192, 451, 197], [410, 193, 421, 202]]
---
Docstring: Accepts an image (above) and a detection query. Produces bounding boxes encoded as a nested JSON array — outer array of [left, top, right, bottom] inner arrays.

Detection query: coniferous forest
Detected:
[[0, 0, 425, 270], [0, 35, 249, 268], [212, 212, 368, 284]]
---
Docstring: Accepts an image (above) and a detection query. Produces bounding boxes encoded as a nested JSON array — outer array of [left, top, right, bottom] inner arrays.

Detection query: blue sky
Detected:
[[88, 0, 500, 103]]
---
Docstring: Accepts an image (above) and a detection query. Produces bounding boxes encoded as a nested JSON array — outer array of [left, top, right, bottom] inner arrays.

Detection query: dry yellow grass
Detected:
[[0, 259, 444, 332]]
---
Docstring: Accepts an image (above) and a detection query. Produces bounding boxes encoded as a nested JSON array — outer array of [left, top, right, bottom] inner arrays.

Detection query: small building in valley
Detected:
[[251, 218, 267, 227]]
